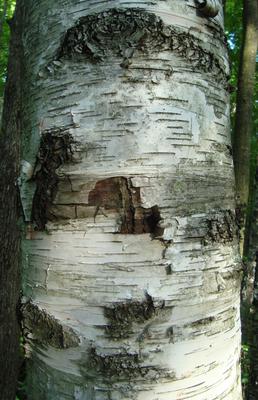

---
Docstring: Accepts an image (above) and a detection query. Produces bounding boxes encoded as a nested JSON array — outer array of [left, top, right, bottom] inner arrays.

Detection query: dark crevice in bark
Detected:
[[104, 292, 165, 339], [31, 129, 76, 230], [21, 301, 80, 349], [57, 8, 227, 83], [190, 316, 215, 327], [88, 177, 163, 236]]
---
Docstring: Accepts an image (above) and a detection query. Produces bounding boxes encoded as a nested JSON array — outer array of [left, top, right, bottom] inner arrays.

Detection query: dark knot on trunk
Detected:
[[195, 0, 219, 18]]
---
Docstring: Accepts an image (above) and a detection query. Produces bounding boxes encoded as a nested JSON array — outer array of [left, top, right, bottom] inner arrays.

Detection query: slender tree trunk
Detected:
[[245, 169, 258, 399], [0, 2, 22, 399], [232, 0, 258, 255], [233, 2, 258, 396], [18, 0, 242, 399]]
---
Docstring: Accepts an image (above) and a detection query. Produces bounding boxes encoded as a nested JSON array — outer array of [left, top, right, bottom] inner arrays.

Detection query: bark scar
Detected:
[[88, 177, 163, 236]]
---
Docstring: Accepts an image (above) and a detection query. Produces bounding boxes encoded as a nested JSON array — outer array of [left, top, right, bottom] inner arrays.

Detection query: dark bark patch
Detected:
[[21, 301, 79, 349], [58, 8, 227, 82], [166, 326, 174, 343], [165, 264, 173, 275], [88, 177, 163, 236], [31, 129, 76, 230], [104, 293, 164, 339], [87, 347, 175, 381], [89, 348, 149, 379], [203, 210, 238, 245], [190, 316, 215, 327]]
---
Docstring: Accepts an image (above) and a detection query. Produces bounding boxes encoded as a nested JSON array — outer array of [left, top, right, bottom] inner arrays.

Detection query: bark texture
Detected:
[[245, 170, 258, 399], [232, 0, 258, 253], [20, 1, 242, 399], [0, 3, 22, 399]]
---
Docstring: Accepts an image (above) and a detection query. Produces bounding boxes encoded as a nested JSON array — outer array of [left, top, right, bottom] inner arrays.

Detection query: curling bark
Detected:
[[16, 0, 242, 399]]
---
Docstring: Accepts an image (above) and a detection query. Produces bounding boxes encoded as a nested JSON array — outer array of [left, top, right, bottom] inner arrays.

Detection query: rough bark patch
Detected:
[[21, 301, 79, 349], [88, 177, 163, 236], [104, 293, 164, 339], [58, 8, 227, 81], [87, 347, 175, 381], [203, 210, 238, 245], [32, 129, 76, 230]]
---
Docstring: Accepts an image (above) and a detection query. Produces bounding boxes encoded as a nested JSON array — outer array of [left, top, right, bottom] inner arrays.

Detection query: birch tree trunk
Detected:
[[19, 0, 242, 399]]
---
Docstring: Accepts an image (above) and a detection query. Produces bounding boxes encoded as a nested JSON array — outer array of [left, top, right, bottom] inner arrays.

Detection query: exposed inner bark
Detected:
[[58, 8, 227, 82], [88, 177, 163, 235], [22, 301, 79, 349], [32, 129, 76, 230], [104, 293, 164, 339]]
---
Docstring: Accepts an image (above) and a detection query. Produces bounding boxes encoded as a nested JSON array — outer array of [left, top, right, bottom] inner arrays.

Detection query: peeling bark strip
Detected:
[[32, 129, 76, 230], [104, 293, 164, 339], [203, 210, 238, 244], [22, 301, 79, 349], [88, 177, 163, 235], [58, 8, 227, 82], [195, 0, 220, 18]]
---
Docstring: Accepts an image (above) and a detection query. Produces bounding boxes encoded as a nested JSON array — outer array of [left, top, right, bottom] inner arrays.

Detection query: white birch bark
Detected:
[[19, 0, 242, 399]]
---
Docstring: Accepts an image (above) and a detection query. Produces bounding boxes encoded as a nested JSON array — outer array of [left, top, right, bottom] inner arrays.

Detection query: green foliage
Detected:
[[225, 0, 243, 84], [224, 0, 244, 125], [225, 0, 257, 137], [0, 0, 16, 97]]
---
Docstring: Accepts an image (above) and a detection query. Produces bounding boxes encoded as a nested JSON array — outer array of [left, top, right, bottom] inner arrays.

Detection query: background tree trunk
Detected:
[[245, 168, 258, 400], [0, 2, 22, 399], [19, 0, 242, 399], [232, 0, 258, 255]]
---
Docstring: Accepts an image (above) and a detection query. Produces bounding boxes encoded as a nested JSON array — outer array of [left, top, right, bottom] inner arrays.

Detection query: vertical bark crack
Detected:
[[31, 129, 76, 230]]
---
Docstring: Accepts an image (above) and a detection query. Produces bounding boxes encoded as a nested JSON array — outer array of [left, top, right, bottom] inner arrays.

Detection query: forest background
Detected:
[[0, 0, 257, 399]]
